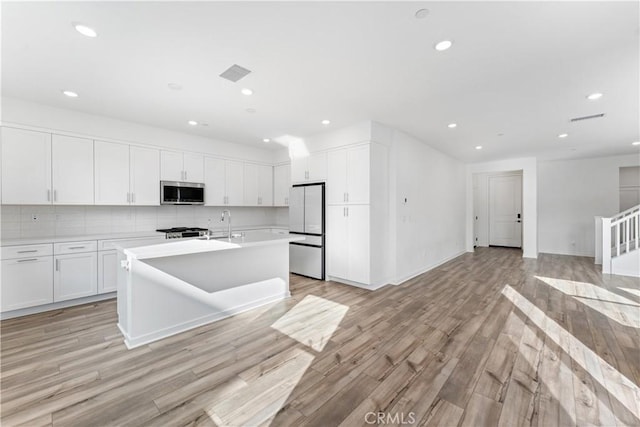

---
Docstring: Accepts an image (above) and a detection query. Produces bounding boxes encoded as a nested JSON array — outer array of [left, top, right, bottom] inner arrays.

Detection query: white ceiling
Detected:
[[2, 1, 639, 162]]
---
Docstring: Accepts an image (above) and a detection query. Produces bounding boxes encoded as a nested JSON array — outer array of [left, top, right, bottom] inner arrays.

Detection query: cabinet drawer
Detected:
[[54, 241, 97, 255], [1, 256, 54, 311], [1, 244, 53, 260]]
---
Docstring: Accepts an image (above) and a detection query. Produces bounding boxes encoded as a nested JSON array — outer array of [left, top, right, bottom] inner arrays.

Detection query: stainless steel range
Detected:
[[156, 227, 209, 239]]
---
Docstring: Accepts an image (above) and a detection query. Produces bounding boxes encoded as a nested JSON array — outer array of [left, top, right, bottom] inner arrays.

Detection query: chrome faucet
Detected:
[[220, 210, 231, 240]]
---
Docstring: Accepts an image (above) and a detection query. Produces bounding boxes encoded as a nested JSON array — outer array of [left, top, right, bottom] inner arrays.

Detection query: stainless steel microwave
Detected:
[[160, 181, 205, 205]]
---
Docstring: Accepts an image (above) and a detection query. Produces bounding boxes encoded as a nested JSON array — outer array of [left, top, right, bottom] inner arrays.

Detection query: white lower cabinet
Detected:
[[1, 256, 54, 311], [98, 250, 118, 294], [54, 252, 98, 302], [327, 205, 370, 285]]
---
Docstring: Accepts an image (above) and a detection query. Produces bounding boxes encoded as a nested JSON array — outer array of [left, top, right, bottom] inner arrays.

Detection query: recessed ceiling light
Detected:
[[167, 83, 183, 91], [241, 88, 253, 96], [188, 120, 198, 126], [246, 108, 256, 114], [475, 146, 483, 150], [263, 138, 270, 143], [73, 23, 97, 38], [435, 40, 453, 51], [415, 9, 429, 19], [632, 141, 640, 146], [587, 93, 603, 100], [62, 90, 78, 98], [447, 123, 457, 128], [558, 133, 569, 138], [321, 120, 331, 125]]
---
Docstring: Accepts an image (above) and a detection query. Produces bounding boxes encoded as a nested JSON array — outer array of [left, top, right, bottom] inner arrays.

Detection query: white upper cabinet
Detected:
[[327, 144, 370, 205], [130, 146, 159, 205], [273, 164, 291, 207], [225, 160, 244, 206], [204, 158, 245, 206], [204, 157, 226, 206], [161, 150, 204, 182], [52, 135, 94, 205], [95, 142, 159, 206], [94, 141, 130, 205], [1, 127, 52, 205], [183, 153, 204, 183], [244, 163, 273, 206], [291, 152, 327, 184], [160, 150, 184, 182]]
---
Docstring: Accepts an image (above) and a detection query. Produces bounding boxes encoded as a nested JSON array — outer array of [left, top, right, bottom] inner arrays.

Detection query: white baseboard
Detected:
[[326, 276, 387, 291], [1, 292, 116, 320], [391, 250, 467, 286]]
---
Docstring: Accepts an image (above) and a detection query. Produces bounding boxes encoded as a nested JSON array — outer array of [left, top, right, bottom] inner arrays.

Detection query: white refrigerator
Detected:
[[289, 183, 325, 279]]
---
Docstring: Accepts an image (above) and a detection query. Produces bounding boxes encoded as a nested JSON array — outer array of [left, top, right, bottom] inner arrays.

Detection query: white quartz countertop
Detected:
[[0, 225, 289, 247], [119, 231, 304, 260]]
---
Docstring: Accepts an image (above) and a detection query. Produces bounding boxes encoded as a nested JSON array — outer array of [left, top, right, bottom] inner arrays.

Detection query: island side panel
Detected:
[[143, 241, 291, 293], [120, 241, 291, 348]]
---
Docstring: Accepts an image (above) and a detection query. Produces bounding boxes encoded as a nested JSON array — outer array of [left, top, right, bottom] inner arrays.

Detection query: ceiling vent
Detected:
[[219, 64, 251, 82], [570, 113, 606, 122]]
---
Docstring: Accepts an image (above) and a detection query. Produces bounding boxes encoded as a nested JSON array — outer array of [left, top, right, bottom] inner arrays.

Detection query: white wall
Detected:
[[1, 205, 282, 240], [466, 157, 538, 258], [391, 130, 467, 284], [1, 97, 276, 164], [538, 154, 640, 257]]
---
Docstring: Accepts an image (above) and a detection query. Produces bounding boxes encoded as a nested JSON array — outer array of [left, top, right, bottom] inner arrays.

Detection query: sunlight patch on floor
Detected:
[[206, 347, 314, 426], [619, 287, 640, 298], [535, 276, 640, 328], [271, 294, 349, 352], [502, 285, 640, 423]]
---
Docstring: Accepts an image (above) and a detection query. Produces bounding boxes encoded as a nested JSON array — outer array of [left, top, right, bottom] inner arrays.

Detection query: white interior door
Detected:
[[489, 174, 522, 248]]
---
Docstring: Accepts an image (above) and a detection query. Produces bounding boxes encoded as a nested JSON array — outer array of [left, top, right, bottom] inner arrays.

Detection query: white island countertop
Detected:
[[118, 231, 304, 260]]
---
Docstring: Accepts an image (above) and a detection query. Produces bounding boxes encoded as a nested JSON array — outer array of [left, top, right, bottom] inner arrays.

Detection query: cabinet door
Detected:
[[160, 150, 183, 181], [347, 205, 370, 284], [308, 152, 327, 182], [326, 206, 349, 279], [1, 257, 53, 311], [130, 146, 160, 205], [290, 157, 307, 183], [94, 141, 130, 205], [1, 128, 52, 204], [204, 157, 226, 206], [52, 135, 94, 204], [273, 164, 291, 206], [327, 149, 348, 205], [54, 252, 98, 302], [258, 165, 273, 206], [243, 163, 260, 206], [98, 250, 117, 294], [225, 160, 244, 206], [347, 145, 370, 204], [183, 153, 204, 183]]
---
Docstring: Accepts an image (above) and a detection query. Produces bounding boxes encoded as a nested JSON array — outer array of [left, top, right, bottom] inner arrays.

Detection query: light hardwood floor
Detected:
[[1, 247, 639, 426]]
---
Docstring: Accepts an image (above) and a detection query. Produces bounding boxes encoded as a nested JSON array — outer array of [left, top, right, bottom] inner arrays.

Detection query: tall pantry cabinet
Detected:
[[325, 142, 389, 288]]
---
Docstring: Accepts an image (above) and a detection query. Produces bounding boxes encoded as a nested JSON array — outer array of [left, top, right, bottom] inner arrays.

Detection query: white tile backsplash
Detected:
[[0, 205, 286, 239]]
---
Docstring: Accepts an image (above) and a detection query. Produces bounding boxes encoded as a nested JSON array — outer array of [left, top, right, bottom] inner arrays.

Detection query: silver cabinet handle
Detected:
[[285, 197, 288, 205], [343, 207, 346, 217], [346, 193, 349, 202], [17, 258, 38, 263], [55, 259, 60, 271], [69, 246, 85, 249], [131, 193, 135, 204], [184, 171, 188, 181], [47, 189, 51, 201], [343, 193, 347, 202], [17, 250, 38, 254], [346, 207, 349, 217], [127, 192, 130, 203], [53, 190, 57, 202]]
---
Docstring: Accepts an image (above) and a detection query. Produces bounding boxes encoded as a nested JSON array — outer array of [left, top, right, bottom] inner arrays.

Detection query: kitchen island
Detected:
[[116, 232, 303, 348]]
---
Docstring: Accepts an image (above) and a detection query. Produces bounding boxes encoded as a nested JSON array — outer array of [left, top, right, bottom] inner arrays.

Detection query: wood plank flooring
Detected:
[[1, 247, 639, 426]]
